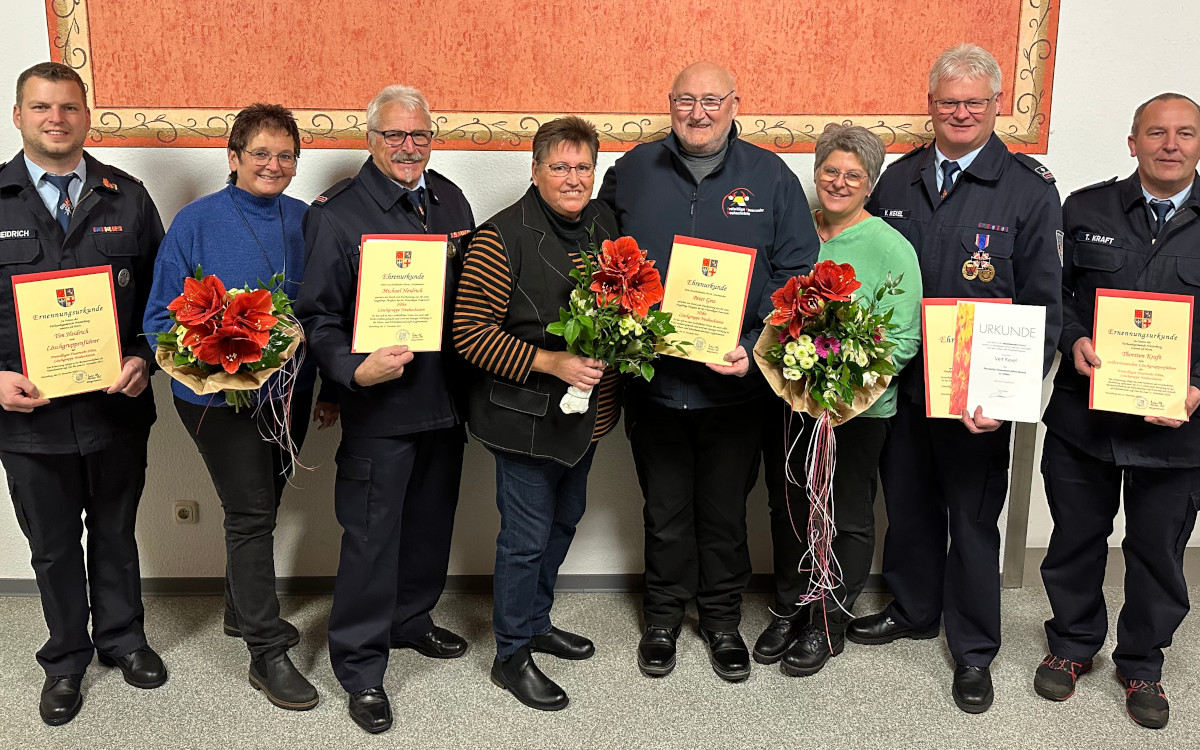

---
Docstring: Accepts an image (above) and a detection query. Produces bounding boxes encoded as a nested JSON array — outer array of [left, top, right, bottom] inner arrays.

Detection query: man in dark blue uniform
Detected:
[[0, 62, 166, 726], [1033, 93, 1200, 730], [296, 84, 474, 734], [850, 44, 1063, 713]]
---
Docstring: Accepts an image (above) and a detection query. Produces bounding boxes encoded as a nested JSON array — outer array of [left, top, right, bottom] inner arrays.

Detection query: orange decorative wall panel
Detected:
[[46, 0, 1059, 152]]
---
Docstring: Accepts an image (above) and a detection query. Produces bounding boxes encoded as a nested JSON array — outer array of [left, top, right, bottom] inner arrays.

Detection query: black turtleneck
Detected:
[[533, 187, 592, 254]]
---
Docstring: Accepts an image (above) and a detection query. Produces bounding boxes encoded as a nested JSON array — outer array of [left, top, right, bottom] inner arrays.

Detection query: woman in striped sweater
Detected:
[[452, 116, 619, 712]]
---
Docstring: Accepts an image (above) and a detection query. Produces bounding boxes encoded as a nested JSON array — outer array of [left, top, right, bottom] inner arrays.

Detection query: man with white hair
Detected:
[[296, 84, 474, 734], [851, 44, 1063, 713]]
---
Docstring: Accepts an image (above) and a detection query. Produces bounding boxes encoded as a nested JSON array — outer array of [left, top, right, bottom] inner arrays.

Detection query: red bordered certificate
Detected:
[[921, 297, 1009, 418], [1090, 288, 1193, 419], [11, 265, 123, 398], [352, 234, 449, 353], [659, 235, 757, 365]]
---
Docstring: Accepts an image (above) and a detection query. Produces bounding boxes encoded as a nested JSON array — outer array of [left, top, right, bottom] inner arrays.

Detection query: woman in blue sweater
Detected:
[[143, 104, 336, 710]]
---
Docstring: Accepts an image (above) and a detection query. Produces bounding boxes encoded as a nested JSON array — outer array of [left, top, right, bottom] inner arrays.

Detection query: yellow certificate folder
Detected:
[[353, 234, 448, 353], [12, 265, 123, 398], [1090, 288, 1192, 419], [659, 236, 756, 365], [921, 297, 1009, 418]]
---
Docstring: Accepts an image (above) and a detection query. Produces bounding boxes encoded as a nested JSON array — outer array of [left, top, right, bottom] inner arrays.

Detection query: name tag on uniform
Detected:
[[1076, 231, 1117, 245], [880, 208, 910, 219], [0, 229, 34, 240]]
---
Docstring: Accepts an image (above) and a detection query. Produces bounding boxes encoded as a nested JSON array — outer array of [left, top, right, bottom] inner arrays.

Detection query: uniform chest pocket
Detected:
[[1073, 243, 1125, 272], [1176, 257, 1200, 288], [959, 230, 1014, 260], [0, 238, 43, 266], [91, 232, 138, 257]]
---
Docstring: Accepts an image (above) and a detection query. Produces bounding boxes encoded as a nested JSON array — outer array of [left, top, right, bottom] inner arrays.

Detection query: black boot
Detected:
[[490, 645, 568, 711], [753, 607, 807, 665], [249, 649, 319, 710], [780, 622, 844, 677]]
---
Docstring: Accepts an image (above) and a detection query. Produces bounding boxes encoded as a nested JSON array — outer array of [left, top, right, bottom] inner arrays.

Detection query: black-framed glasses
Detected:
[[670, 91, 736, 112], [370, 129, 434, 147], [242, 149, 298, 169], [817, 165, 868, 188], [933, 94, 998, 115], [540, 162, 595, 178]]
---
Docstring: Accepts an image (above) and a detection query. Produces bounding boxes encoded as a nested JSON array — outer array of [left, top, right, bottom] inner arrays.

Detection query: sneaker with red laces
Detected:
[[1033, 654, 1092, 701], [1117, 671, 1169, 729]]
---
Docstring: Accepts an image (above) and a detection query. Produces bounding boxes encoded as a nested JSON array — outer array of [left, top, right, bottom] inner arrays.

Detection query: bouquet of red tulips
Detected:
[[153, 266, 303, 409]]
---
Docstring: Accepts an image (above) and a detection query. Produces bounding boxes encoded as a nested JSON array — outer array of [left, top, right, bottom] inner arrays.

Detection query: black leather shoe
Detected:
[[530, 626, 595, 660], [781, 623, 844, 677], [97, 646, 167, 689], [700, 628, 751, 682], [753, 611, 804, 665], [1033, 653, 1092, 701], [39, 674, 83, 726], [490, 646, 568, 711], [224, 611, 301, 649], [637, 625, 680, 677], [348, 686, 392, 733], [1117, 671, 1169, 729], [249, 650, 319, 711], [846, 611, 939, 646], [391, 626, 468, 659], [952, 664, 994, 714]]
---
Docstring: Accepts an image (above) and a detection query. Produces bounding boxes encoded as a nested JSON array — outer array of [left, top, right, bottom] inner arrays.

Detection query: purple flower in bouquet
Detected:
[[813, 335, 840, 358]]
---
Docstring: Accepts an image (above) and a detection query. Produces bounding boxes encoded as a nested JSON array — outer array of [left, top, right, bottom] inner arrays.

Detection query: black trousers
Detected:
[[328, 427, 463, 693], [3, 434, 150, 676], [878, 398, 1012, 666], [762, 402, 890, 632], [174, 389, 313, 656], [627, 395, 764, 631], [1041, 431, 1200, 680]]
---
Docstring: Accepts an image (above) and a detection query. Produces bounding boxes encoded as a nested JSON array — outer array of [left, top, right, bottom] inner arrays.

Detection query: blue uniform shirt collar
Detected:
[[24, 154, 86, 217], [1140, 182, 1192, 224], [933, 141, 986, 191]]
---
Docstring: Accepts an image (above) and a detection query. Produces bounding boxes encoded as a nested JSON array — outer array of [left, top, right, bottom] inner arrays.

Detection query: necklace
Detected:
[[816, 207, 867, 243], [227, 185, 286, 285]]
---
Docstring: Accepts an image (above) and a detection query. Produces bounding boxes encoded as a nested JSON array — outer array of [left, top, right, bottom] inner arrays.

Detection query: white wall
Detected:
[[2, 0, 1199, 581]]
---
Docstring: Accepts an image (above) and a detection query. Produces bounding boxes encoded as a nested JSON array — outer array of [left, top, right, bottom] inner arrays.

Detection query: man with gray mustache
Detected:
[[296, 84, 474, 734]]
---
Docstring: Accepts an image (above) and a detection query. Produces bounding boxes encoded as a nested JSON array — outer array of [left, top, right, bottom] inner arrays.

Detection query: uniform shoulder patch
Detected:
[[1070, 176, 1117, 195], [1013, 153, 1055, 183], [108, 165, 144, 184], [311, 177, 353, 206], [889, 142, 929, 167]]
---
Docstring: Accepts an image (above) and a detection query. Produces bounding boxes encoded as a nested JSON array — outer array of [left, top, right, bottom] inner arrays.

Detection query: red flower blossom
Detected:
[[810, 260, 861, 301], [194, 326, 265, 374], [168, 275, 227, 328], [769, 277, 801, 328], [222, 289, 278, 347], [178, 319, 216, 348], [589, 237, 664, 317], [797, 288, 827, 319]]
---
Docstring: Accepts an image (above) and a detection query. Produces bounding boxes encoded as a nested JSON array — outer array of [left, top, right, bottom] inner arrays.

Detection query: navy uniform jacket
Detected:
[[1043, 172, 1200, 468], [0, 151, 162, 454], [598, 128, 820, 409], [866, 134, 1063, 404], [296, 157, 474, 438]]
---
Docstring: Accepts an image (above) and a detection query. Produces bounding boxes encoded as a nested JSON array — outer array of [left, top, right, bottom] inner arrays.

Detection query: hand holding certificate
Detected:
[[1089, 289, 1193, 421], [658, 236, 756, 365], [11, 266, 123, 398], [948, 301, 1046, 423], [353, 234, 449, 353]]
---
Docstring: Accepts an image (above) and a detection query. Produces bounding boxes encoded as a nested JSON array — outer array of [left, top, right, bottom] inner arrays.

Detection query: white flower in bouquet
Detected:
[[618, 314, 636, 335], [783, 367, 804, 381], [784, 341, 799, 355], [783, 353, 797, 367], [798, 354, 816, 370], [796, 334, 813, 348], [862, 370, 880, 388]]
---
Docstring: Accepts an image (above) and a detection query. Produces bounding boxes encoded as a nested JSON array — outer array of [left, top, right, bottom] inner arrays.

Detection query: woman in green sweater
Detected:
[[755, 124, 923, 676]]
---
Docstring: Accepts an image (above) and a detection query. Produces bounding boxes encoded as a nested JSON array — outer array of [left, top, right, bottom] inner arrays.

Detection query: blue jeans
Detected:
[[491, 443, 597, 659]]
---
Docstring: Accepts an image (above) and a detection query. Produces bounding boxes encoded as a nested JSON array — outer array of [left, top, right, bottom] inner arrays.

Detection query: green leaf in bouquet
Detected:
[[639, 362, 655, 381], [564, 318, 580, 345], [547, 321, 566, 336], [193, 263, 204, 280]]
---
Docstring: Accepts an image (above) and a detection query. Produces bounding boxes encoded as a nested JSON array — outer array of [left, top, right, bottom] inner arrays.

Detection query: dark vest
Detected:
[[466, 187, 617, 466]]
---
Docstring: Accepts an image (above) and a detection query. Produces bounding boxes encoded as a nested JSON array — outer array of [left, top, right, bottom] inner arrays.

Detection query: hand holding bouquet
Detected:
[[546, 236, 685, 414], [152, 266, 303, 409]]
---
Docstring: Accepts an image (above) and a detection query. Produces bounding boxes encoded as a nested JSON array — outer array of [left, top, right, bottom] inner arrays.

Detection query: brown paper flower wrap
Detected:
[[156, 322, 303, 397]]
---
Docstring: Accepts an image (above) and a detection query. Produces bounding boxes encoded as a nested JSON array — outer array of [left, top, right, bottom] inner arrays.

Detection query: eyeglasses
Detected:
[[242, 149, 298, 169], [370, 129, 435, 147], [932, 94, 998, 115], [540, 162, 595, 178], [817, 165, 868, 188], [670, 91, 736, 112]]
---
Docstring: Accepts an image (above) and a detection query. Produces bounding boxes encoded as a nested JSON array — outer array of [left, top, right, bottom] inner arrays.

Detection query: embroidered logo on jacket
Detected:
[[723, 188, 763, 217]]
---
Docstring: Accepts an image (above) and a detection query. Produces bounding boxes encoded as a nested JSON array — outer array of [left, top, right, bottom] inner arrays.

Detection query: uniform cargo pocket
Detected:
[[1073, 244, 1125, 272], [334, 452, 372, 542], [490, 380, 549, 417], [0, 238, 42, 265]]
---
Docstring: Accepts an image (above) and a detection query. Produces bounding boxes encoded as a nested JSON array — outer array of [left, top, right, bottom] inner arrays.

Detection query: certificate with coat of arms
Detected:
[[11, 265, 123, 398], [1090, 288, 1193, 419], [948, 301, 1046, 423], [658, 236, 757, 365], [352, 234, 449, 353], [921, 298, 1009, 418]]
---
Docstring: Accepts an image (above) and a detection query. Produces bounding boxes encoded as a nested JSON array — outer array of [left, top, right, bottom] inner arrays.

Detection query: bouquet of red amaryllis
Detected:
[[752, 259, 904, 617], [152, 266, 303, 410], [546, 236, 686, 414]]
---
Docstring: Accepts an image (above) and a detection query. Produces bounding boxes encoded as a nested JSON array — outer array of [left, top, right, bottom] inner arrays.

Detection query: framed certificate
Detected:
[[12, 265, 123, 398], [352, 234, 449, 353], [1090, 289, 1193, 419], [658, 236, 757, 365], [948, 301, 1046, 423], [921, 297, 1009, 418]]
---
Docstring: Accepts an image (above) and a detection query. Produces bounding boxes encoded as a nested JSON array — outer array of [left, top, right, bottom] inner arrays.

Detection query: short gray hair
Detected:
[[366, 85, 432, 134], [928, 43, 1002, 95], [814, 124, 887, 187]]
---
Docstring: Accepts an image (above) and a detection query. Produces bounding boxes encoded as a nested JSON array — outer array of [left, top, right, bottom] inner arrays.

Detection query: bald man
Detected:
[[599, 61, 819, 681]]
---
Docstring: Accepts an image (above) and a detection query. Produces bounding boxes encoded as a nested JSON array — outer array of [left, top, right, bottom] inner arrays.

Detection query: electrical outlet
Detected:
[[173, 500, 199, 524]]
